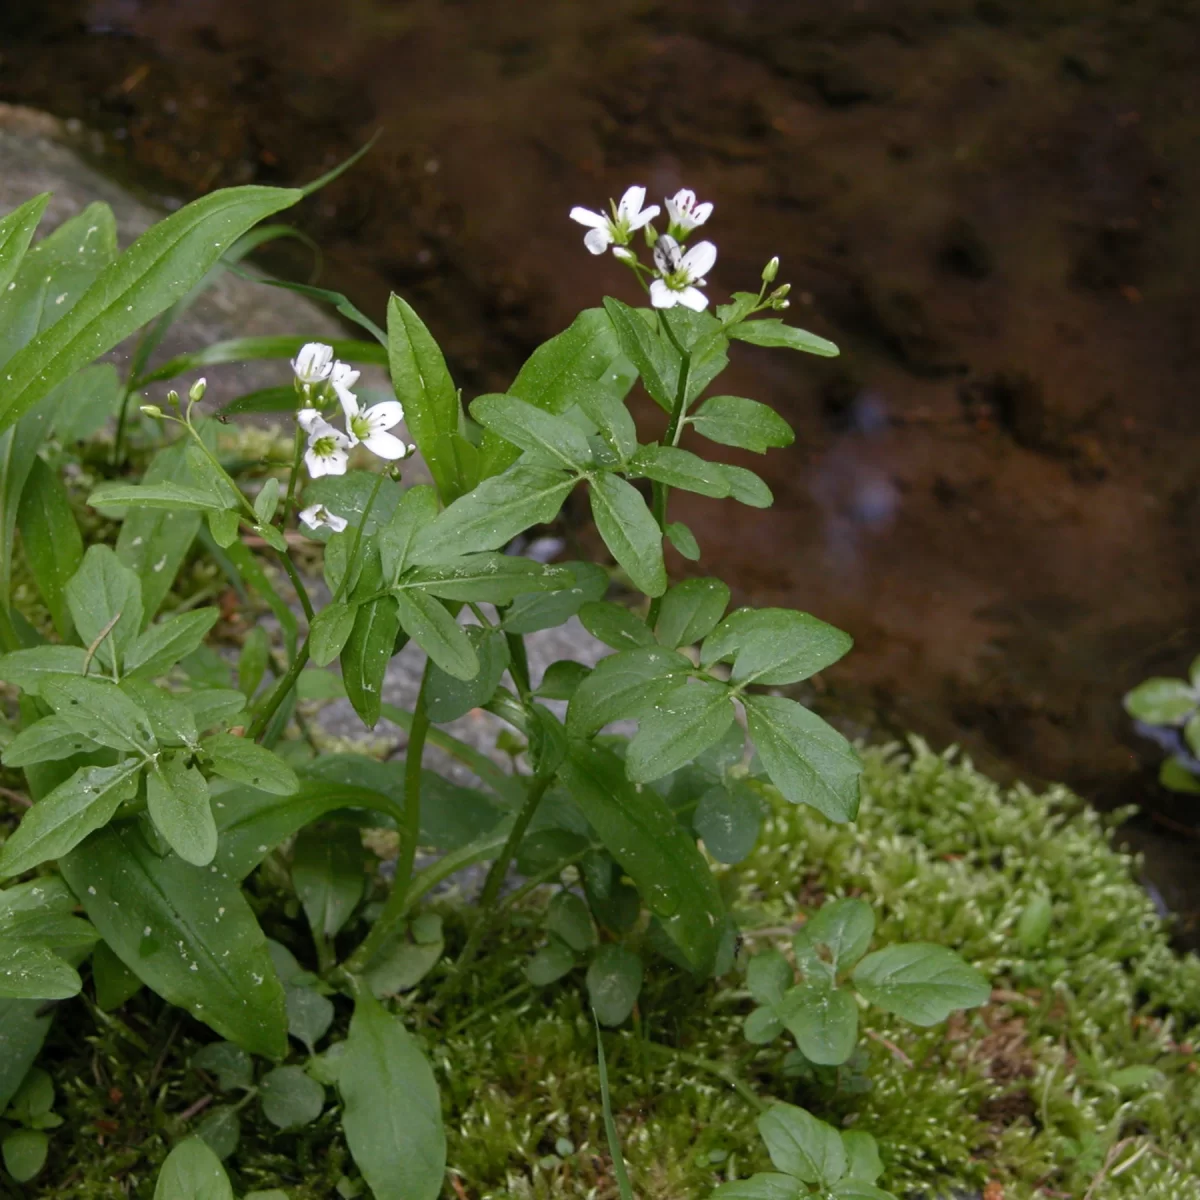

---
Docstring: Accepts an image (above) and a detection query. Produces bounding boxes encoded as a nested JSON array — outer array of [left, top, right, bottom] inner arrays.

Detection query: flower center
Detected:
[[313, 435, 337, 457], [350, 414, 372, 440]]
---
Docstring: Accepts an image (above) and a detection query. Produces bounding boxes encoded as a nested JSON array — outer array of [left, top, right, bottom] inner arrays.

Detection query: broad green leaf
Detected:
[[744, 1005, 785, 1044], [125, 609, 221, 680], [702, 607, 853, 686], [90, 480, 233, 514], [628, 444, 731, 498], [52, 363, 124, 443], [0, 1000, 53, 1113], [626, 681, 735, 782], [137, 335, 386, 387], [286, 984, 335, 1051], [402, 554, 572, 604], [747, 950, 793, 1008], [195, 1106, 240, 1161], [654, 578, 729, 649], [794, 898, 875, 977], [148, 755, 217, 867], [558, 742, 724, 971], [0, 876, 97, 949], [93, 940, 143, 1010], [471, 393, 594, 469], [841, 1131, 884, 1185], [387, 293, 464, 504], [525, 939, 577, 986], [203, 733, 299, 795], [481, 308, 636, 477], [712, 1174, 803, 1200], [567, 646, 693, 737], [2, 714, 100, 766], [303, 470, 402, 537], [0, 760, 141, 877], [65, 545, 143, 672], [758, 1103, 847, 1187], [0, 644, 88, 695], [62, 822, 288, 1058], [534, 659, 591, 701], [1160, 758, 1200, 794], [341, 592, 400, 729], [1123, 677, 1196, 725], [237, 628, 269, 702], [362, 916, 445, 998], [153, 1137, 234, 1200], [665, 520, 700, 561], [378, 485, 438, 583], [260, 1065, 324, 1129], [578, 600, 656, 650], [308, 602, 357, 667], [730, 319, 839, 357], [501, 560, 608, 633], [602, 298, 676, 413], [546, 890, 596, 953], [17, 456, 82, 639], [253, 477, 280, 524], [780, 982, 859, 1065], [115, 438, 204, 619], [851, 944, 990, 1025], [690, 394, 795, 452], [42, 676, 157, 755], [589, 471, 666, 597], [183, 688, 247, 733], [0, 193, 50, 294], [830, 1182, 897, 1200], [424, 626, 509, 723], [722, 464, 774, 508], [693, 783, 761, 864], [393, 588, 479, 680], [0, 186, 302, 435], [579, 387, 638, 463], [744, 694, 861, 823], [3, 1128, 49, 1183], [291, 822, 365, 939], [339, 989, 446, 1200], [191, 1041, 255, 1092], [128, 675, 204, 747], [410, 465, 575, 564], [209, 512, 239, 553], [586, 944, 643, 1026], [0, 943, 81, 1000]]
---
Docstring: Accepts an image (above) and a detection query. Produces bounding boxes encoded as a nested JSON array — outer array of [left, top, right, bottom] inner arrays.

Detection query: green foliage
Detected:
[[1122, 658, 1200, 792]]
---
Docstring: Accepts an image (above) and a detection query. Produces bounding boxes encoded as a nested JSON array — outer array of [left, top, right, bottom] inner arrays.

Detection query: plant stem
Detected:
[[246, 640, 310, 741], [505, 631, 533, 699], [647, 320, 692, 627], [343, 663, 433, 975], [280, 424, 306, 529], [433, 771, 554, 1004], [111, 326, 151, 468]]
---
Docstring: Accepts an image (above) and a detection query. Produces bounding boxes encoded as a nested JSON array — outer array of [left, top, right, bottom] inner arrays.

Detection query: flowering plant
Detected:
[[0, 178, 988, 1197]]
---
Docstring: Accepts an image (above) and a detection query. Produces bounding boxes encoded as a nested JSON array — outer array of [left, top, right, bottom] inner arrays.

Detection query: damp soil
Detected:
[[2, 0, 1199, 938]]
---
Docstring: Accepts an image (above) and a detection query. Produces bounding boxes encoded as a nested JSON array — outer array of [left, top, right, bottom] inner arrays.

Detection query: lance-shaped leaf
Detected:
[[702, 608, 852, 686], [62, 822, 288, 1058], [203, 733, 299, 796], [690, 394, 795, 453], [628, 444, 732, 498], [0, 645, 88, 696], [42, 676, 157, 756], [471, 393, 593, 469], [567, 646, 693, 737], [730, 319, 840, 357], [400, 554, 572, 605], [558, 741, 724, 971], [339, 989, 446, 1200], [341, 594, 401, 729], [17, 456, 83, 640], [589, 471, 666, 597], [501, 560, 608, 634], [393, 589, 479, 681], [2, 714, 102, 767], [124, 608, 221, 680], [0, 943, 82, 1001], [136, 335, 386, 387], [65, 545, 143, 672], [602, 298, 677, 413], [626, 681, 736, 783], [0, 185, 303, 435], [424, 626, 509, 724], [148, 755, 217, 867], [0, 193, 50, 294], [744, 694, 861, 823], [292, 823, 365, 939], [655, 578, 729, 649]]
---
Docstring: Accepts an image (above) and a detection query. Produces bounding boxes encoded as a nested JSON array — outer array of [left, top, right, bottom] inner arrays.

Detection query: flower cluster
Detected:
[[570, 185, 718, 311], [290, 343, 411, 479]]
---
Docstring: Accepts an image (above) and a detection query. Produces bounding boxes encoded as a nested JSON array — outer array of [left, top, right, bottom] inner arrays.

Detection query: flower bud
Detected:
[[612, 246, 637, 264], [762, 255, 780, 283], [773, 297, 791, 310], [770, 283, 791, 301], [643, 223, 659, 247], [189, 377, 207, 403], [140, 404, 163, 419], [166, 389, 181, 409]]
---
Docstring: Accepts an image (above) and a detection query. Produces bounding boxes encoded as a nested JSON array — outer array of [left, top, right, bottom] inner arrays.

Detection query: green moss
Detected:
[[19, 742, 1200, 1199]]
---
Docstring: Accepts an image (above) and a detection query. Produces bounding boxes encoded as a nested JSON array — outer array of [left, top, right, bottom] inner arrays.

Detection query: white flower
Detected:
[[303, 415, 351, 478], [330, 360, 360, 399], [665, 188, 713, 237], [338, 390, 409, 461], [297, 407, 323, 434], [292, 342, 335, 386], [299, 504, 349, 534], [649, 234, 717, 311], [569, 185, 660, 256]]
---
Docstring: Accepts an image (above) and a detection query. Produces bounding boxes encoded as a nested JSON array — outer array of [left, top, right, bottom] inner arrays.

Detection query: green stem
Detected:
[[246, 640, 310, 741], [647, 320, 692, 627], [505, 631, 533, 700], [111, 326, 151, 468], [434, 772, 554, 1005], [280, 425, 306, 529], [343, 663, 433, 975]]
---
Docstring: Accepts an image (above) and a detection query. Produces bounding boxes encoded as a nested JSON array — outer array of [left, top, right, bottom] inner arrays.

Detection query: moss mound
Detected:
[[20, 743, 1200, 1199]]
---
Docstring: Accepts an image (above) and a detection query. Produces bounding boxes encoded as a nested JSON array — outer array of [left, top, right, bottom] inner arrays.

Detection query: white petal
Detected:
[[298, 408, 322, 433], [649, 279, 679, 309], [330, 361, 360, 391], [336, 384, 360, 424], [626, 204, 660, 232], [569, 206, 608, 229], [584, 227, 613, 255], [326, 511, 349, 533], [689, 201, 713, 227], [306, 415, 344, 444], [681, 240, 717, 279], [292, 342, 334, 384], [677, 286, 709, 312], [616, 185, 647, 221], [364, 400, 404, 432], [362, 430, 409, 460], [299, 504, 324, 530], [325, 449, 349, 475], [653, 233, 682, 275], [305, 447, 330, 477]]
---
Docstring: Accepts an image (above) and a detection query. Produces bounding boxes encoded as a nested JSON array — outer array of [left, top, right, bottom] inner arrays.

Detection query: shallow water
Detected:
[[2, 0, 1199, 936]]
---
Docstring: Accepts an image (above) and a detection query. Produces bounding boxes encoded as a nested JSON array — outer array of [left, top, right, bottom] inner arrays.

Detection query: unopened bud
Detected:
[[166, 389, 181, 409], [189, 377, 207, 403], [140, 404, 163, 419], [643, 223, 659, 247], [773, 297, 791, 310], [762, 255, 780, 283], [613, 246, 637, 264], [770, 283, 791, 302]]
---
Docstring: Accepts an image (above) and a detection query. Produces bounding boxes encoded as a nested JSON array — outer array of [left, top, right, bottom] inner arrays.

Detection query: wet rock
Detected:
[[938, 216, 994, 281], [959, 371, 1060, 452], [851, 278, 961, 377]]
